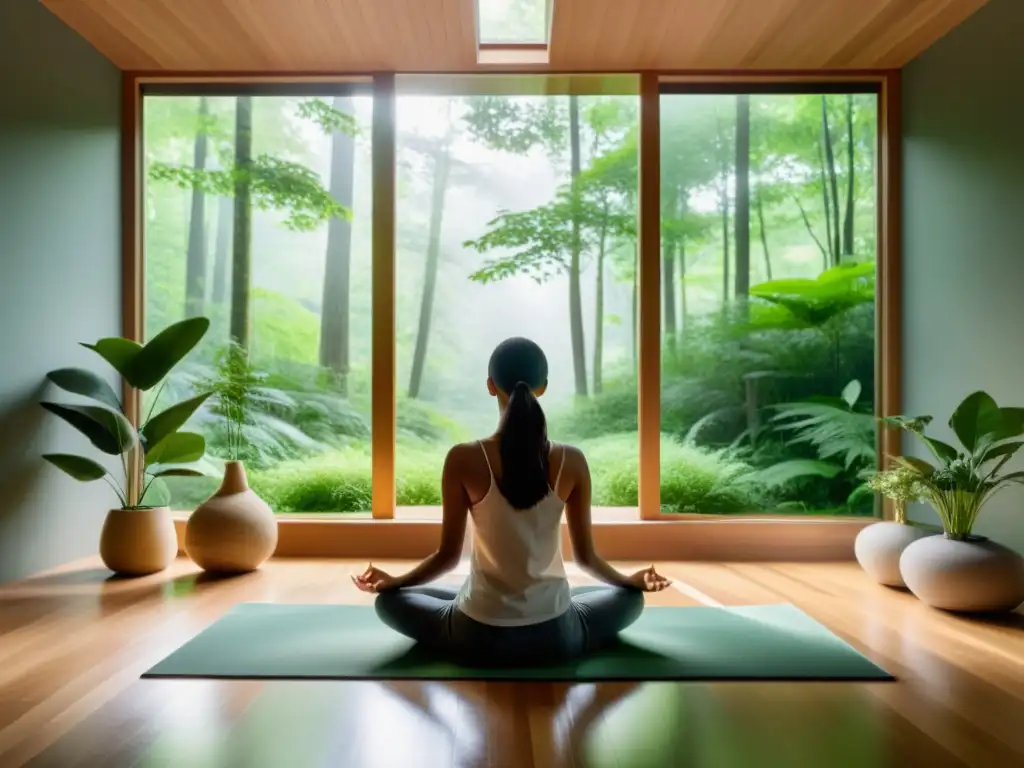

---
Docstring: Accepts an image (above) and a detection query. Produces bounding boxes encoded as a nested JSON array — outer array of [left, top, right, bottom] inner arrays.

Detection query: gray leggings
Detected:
[[374, 584, 644, 667]]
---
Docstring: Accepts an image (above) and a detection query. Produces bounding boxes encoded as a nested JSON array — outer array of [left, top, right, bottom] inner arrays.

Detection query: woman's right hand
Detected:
[[623, 565, 672, 592]]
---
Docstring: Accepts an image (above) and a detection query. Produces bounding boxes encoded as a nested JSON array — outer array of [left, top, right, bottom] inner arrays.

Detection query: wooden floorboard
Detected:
[[1, 556, 1021, 767]]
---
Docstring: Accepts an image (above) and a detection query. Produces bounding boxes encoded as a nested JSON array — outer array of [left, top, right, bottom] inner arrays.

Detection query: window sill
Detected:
[[172, 510, 873, 562]]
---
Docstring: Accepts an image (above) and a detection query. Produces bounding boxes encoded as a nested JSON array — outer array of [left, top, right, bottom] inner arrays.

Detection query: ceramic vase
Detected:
[[900, 534, 1024, 612], [185, 461, 278, 574], [854, 520, 936, 587], [99, 506, 178, 577]]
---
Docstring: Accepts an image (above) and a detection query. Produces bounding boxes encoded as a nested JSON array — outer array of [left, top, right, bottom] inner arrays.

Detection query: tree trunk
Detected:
[[319, 96, 357, 395], [821, 96, 841, 264], [734, 94, 751, 301], [212, 195, 232, 305], [816, 138, 834, 269], [842, 93, 855, 257], [184, 96, 209, 318], [717, 112, 731, 304], [678, 241, 688, 330], [797, 197, 829, 265], [720, 180, 730, 303], [593, 200, 608, 395], [756, 191, 772, 280], [568, 94, 588, 398], [662, 185, 678, 354], [229, 96, 253, 348], [408, 140, 452, 400]]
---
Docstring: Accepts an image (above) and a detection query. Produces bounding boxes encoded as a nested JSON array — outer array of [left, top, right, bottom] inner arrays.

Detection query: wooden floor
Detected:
[[1, 558, 1022, 768]]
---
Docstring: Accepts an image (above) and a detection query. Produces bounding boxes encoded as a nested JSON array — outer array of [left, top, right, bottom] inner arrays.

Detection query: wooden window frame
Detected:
[[123, 69, 900, 560]]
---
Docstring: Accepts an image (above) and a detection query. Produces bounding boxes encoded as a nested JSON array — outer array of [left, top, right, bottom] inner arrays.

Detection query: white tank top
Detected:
[[454, 441, 571, 627]]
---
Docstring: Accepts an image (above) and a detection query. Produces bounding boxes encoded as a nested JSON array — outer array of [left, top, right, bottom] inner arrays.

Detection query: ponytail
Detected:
[[497, 380, 550, 510]]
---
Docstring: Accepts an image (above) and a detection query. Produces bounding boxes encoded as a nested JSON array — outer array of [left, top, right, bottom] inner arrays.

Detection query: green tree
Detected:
[[733, 94, 751, 302], [463, 94, 596, 396], [184, 96, 210, 318], [406, 111, 457, 400], [149, 97, 357, 350], [319, 96, 357, 393]]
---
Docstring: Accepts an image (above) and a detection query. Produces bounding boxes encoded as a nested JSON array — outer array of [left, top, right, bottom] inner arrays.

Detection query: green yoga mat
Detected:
[[143, 602, 892, 682]]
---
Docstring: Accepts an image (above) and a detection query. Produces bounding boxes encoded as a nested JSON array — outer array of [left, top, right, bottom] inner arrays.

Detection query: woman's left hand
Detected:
[[351, 563, 399, 593]]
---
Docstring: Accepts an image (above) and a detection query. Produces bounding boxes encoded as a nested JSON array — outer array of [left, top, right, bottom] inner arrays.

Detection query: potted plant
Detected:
[[41, 318, 212, 577], [854, 466, 936, 587], [885, 391, 1024, 612], [184, 343, 277, 574]]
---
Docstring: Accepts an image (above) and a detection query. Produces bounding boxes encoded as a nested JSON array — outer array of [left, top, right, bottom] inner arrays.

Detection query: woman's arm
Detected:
[[389, 445, 470, 589], [563, 447, 634, 588]]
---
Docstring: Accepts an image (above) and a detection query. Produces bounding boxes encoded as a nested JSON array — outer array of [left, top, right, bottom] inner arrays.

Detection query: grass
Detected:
[[164, 432, 802, 514]]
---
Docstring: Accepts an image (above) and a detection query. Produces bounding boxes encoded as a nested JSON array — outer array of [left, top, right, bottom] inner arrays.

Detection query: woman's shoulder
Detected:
[[550, 441, 587, 468]]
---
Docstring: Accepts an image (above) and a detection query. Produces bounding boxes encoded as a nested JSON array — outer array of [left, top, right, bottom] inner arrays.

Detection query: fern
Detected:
[[754, 380, 877, 510]]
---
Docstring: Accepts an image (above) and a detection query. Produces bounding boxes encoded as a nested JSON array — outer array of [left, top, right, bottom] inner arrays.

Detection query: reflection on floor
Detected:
[[1, 557, 1021, 767]]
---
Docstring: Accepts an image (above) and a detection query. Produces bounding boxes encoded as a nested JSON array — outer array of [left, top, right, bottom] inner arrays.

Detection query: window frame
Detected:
[[124, 70, 901, 535]]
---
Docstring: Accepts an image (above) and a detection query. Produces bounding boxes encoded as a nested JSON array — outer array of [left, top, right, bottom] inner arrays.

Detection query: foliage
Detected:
[[753, 380, 876, 513], [143, 89, 882, 516], [149, 155, 349, 231], [749, 262, 874, 329], [41, 318, 213, 509], [194, 343, 265, 462], [885, 391, 1024, 538], [148, 97, 354, 231], [866, 467, 926, 524]]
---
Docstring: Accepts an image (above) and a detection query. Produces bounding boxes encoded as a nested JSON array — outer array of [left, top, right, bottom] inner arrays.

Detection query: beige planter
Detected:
[[99, 506, 178, 577], [185, 461, 277, 574], [900, 535, 1024, 613], [854, 521, 935, 587]]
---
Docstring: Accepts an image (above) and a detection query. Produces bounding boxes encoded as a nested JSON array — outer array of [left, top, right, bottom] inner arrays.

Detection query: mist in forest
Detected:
[[143, 86, 878, 516]]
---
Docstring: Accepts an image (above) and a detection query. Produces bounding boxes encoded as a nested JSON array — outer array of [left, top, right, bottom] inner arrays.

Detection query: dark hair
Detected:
[[488, 338, 550, 510]]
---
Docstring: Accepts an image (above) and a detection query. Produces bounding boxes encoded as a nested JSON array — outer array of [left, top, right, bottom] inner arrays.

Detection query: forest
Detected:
[[142, 82, 878, 517]]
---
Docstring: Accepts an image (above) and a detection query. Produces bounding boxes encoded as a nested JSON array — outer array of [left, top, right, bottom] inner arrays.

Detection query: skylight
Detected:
[[476, 0, 551, 45]]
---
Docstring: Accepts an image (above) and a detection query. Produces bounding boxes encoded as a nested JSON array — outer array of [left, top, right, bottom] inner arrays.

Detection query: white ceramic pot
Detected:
[[900, 535, 1024, 613], [854, 521, 935, 587], [185, 461, 277, 574], [99, 506, 178, 577]]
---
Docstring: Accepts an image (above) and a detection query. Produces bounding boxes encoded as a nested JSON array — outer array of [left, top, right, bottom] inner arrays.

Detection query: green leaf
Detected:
[[40, 403, 136, 455], [145, 431, 206, 466], [920, 436, 958, 465], [979, 439, 1024, 465], [950, 391, 1003, 453], [42, 454, 108, 481], [881, 414, 933, 433], [141, 392, 212, 448], [840, 380, 861, 410], [127, 317, 210, 391], [997, 407, 1024, 438], [45, 368, 121, 411], [149, 467, 206, 478], [81, 338, 143, 380]]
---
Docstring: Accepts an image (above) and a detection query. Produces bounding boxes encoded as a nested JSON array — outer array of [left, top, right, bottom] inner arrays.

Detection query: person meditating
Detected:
[[352, 337, 670, 666]]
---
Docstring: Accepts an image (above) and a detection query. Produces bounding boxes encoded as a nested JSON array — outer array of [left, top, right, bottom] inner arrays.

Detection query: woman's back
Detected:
[[454, 439, 571, 626]]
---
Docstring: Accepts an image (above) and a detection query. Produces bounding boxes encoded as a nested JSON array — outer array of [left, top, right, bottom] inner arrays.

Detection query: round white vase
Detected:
[[899, 535, 1024, 613], [854, 521, 935, 587]]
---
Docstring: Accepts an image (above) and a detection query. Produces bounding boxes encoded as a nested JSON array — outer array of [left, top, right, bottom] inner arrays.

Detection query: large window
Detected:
[[142, 88, 374, 513], [137, 77, 888, 521], [394, 79, 639, 516], [658, 88, 879, 516]]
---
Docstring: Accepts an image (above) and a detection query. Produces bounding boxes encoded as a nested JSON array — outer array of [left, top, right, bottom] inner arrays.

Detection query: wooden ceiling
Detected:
[[41, 0, 990, 72]]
